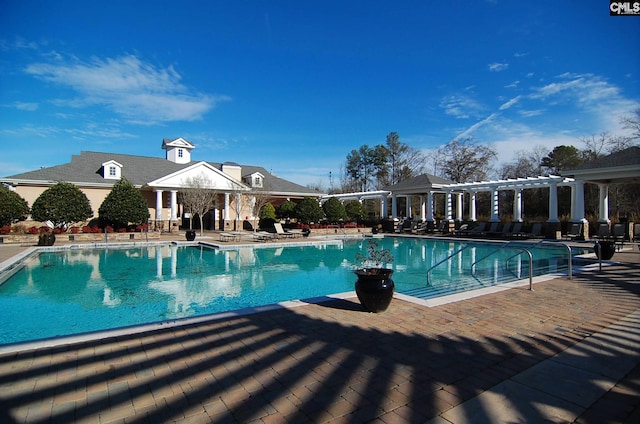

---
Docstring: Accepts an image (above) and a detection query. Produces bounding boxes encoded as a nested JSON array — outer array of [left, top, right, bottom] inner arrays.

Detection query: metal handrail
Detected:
[[504, 247, 534, 290], [426, 244, 470, 285], [538, 241, 573, 280], [470, 241, 514, 275]]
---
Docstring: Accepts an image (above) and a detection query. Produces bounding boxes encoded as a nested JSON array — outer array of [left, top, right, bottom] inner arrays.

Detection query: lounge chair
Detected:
[[593, 223, 611, 240], [484, 222, 500, 237], [274, 223, 296, 239], [253, 231, 276, 242], [452, 223, 469, 236], [565, 223, 583, 241], [466, 222, 487, 237], [219, 232, 240, 242], [415, 222, 430, 234], [495, 222, 512, 238], [506, 222, 525, 239], [610, 223, 626, 249], [528, 223, 544, 239]]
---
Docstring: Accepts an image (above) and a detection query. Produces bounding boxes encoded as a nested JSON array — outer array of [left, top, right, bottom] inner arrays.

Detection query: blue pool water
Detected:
[[0, 238, 581, 345]]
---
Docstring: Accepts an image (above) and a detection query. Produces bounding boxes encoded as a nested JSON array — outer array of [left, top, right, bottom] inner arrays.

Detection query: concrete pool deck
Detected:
[[0, 233, 639, 423]]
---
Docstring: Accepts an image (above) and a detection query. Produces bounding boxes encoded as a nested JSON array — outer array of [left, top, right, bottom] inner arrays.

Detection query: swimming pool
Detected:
[[0, 237, 581, 346]]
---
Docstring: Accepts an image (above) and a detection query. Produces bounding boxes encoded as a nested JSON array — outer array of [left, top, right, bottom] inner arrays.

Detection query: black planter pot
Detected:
[[37, 232, 56, 246], [354, 268, 394, 313], [185, 230, 197, 241], [595, 241, 615, 260]]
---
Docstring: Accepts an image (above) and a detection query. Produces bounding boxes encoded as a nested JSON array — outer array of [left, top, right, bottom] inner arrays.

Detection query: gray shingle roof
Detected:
[[385, 173, 454, 191], [3, 151, 322, 196]]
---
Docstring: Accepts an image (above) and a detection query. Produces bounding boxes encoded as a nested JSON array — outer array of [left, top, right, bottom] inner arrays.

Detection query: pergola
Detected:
[[322, 147, 640, 237]]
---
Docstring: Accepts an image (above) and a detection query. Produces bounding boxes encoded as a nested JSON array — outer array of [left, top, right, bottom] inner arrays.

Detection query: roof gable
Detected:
[[161, 137, 195, 149], [147, 161, 249, 191]]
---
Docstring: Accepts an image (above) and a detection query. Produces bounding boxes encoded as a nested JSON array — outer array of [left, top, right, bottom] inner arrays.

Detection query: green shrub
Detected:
[[31, 182, 93, 228], [294, 197, 325, 224], [98, 179, 150, 229], [0, 185, 29, 226], [344, 200, 366, 221], [322, 197, 347, 223]]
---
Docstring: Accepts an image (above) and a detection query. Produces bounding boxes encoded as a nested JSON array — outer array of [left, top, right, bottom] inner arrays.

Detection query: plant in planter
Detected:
[[354, 238, 395, 313]]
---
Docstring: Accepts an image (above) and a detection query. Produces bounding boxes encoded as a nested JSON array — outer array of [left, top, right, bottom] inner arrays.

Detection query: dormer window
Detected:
[[102, 160, 123, 180], [245, 171, 265, 188], [178, 148, 184, 158]]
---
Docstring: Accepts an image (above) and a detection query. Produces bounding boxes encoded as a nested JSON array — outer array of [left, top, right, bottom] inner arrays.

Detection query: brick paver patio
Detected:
[[0, 238, 638, 423]]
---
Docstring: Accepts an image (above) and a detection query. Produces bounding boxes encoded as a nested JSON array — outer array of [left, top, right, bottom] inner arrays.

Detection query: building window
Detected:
[[109, 166, 117, 177], [178, 148, 183, 158], [254, 176, 262, 187]]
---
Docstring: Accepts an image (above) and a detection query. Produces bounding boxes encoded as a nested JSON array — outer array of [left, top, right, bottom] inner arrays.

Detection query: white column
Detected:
[[490, 187, 500, 222], [573, 180, 586, 222], [406, 195, 412, 218], [455, 193, 463, 221], [155, 190, 164, 220], [420, 195, 426, 221], [170, 190, 178, 221], [391, 194, 398, 219], [445, 190, 453, 221], [548, 182, 559, 222], [598, 183, 610, 223], [513, 189, 523, 222], [469, 191, 477, 222], [426, 192, 434, 222], [224, 193, 230, 220], [380, 195, 387, 218]]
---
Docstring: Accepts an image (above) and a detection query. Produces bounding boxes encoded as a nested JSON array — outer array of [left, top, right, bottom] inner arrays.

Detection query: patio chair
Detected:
[[593, 222, 611, 240], [466, 222, 487, 237], [565, 223, 583, 241], [452, 223, 469, 236], [219, 232, 240, 242], [506, 222, 525, 239], [274, 223, 296, 239], [612, 223, 626, 249], [253, 231, 276, 242], [529, 223, 544, 239]]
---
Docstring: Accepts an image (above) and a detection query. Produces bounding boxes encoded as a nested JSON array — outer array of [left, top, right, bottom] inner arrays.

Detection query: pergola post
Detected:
[[598, 183, 610, 223], [455, 193, 463, 221], [490, 187, 500, 222], [513, 189, 523, 222], [468, 191, 477, 222], [426, 191, 434, 222], [445, 190, 453, 221], [406, 195, 413, 218], [547, 182, 559, 222], [391, 194, 398, 219]]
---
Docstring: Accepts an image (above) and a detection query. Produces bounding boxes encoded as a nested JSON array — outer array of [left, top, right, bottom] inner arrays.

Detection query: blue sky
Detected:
[[1, 0, 639, 187]]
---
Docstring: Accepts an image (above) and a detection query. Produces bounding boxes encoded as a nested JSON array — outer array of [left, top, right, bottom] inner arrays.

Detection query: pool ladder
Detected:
[[426, 240, 573, 291]]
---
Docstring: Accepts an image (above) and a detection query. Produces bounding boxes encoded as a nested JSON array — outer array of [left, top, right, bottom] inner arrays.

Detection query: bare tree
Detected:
[[435, 137, 497, 183], [248, 190, 272, 231], [620, 108, 640, 142], [181, 174, 219, 235]]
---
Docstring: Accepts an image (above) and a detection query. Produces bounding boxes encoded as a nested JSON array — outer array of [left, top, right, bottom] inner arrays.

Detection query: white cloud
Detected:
[[24, 54, 229, 123], [15, 101, 38, 111], [440, 95, 484, 119], [488, 62, 509, 72]]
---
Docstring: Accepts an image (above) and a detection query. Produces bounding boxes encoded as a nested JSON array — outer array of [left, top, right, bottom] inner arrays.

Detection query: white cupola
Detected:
[[162, 137, 195, 164]]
